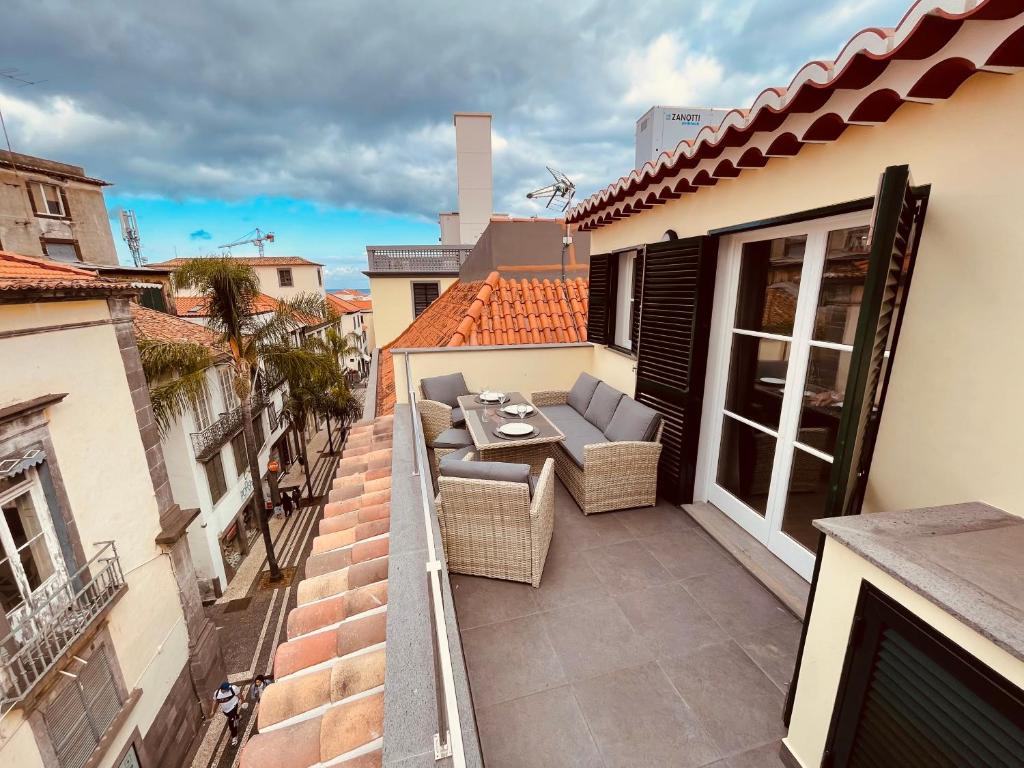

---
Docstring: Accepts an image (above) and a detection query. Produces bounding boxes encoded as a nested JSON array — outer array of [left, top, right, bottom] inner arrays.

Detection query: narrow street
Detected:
[[188, 434, 341, 768]]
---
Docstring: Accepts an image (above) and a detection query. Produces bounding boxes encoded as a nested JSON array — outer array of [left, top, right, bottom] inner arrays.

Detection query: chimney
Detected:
[[453, 112, 493, 245]]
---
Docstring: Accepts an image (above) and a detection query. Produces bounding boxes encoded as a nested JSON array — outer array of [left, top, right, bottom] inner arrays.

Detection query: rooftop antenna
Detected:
[[118, 208, 145, 266], [219, 227, 276, 257], [526, 166, 576, 212], [526, 166, 576, 286]]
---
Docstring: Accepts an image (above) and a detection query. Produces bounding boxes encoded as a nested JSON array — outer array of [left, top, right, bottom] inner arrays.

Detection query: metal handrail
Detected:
[[366, 245, 471, 273], [404, 352, 466, 765], [190, 391, 270, 460], [1, 541, 125, 710]]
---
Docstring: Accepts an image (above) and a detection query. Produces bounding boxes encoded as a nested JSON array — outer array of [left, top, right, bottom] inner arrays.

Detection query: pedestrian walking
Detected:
[[281, 491, 294, 519], [291, 488, 302, 511], [212, 681, 246, 747], [249, 674, 273, 734]]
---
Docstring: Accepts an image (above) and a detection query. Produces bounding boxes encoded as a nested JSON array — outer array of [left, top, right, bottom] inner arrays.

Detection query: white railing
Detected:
[[404, 352, 466, 765]]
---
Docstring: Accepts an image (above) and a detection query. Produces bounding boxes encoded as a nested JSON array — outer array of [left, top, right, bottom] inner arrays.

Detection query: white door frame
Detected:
[[694, 211, 870, 580]]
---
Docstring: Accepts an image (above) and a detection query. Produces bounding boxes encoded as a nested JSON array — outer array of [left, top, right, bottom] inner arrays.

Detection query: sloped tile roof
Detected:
[[150, 256, 324, 268], [374, 272, 589, 415], [240, 416, 394, 768], [326, 294, 366, 315], [0, 251, 149, 294], [130, 304, 227, 352], [174, 293, 282, 318], [569, 0, 1024, 229]]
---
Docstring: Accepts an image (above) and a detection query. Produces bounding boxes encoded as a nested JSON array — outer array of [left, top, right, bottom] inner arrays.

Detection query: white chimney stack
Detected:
[[452, 112, 493, 245]]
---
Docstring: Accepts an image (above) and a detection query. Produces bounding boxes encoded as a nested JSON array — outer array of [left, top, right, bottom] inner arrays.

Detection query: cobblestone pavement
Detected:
[[189, 440, 340, 768]]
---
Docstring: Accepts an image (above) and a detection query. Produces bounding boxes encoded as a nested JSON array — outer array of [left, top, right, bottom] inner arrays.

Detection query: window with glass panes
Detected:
[[0, 470, 63, 616]]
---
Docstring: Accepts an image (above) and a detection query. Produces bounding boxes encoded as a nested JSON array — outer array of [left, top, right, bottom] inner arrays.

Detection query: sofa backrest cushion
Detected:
[[440, 458, 532, 496], [584, 382, 625, 431], [567, 372, 601, 415], [421, 372, 469, 408], [604, 396, 662, 443]]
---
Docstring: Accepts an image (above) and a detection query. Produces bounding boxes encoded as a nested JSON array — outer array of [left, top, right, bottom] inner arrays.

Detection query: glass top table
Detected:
[[457, 392, 564, 458]]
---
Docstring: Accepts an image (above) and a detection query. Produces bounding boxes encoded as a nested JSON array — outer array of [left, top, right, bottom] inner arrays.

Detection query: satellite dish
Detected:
[[527, 166, 575, 212]]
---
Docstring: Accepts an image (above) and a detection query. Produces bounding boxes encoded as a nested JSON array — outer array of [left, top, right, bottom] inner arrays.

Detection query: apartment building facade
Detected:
[[0, 252, 222, 768]]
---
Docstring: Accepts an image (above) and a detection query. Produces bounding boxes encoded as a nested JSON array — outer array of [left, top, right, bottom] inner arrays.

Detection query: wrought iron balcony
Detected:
[[1, 541, 126, 715], [191, 392, 272, 461], [365, 245, 472, 274]]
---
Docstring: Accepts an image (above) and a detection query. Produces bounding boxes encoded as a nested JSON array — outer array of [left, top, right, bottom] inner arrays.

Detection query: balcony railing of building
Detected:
[[1, 541, 125, 715], [191, 391, 271, 461], [365, 245, 472, 274]]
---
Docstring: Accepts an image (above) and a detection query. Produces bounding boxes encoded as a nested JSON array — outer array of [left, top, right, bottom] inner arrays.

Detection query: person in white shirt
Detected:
[[212, 682, 245, 746]]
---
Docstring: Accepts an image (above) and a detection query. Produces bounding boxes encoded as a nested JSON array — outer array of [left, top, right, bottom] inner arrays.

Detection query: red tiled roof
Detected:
[[130, 304, 227, 352], [327, 294, 366, 315], [0, 251, 144, 294], [241, 416, 394, 768], [374, 272, 589, 416], [175, 293, 282, 318], [150, 255, 324, 268], [569, 0, 1024, 229]]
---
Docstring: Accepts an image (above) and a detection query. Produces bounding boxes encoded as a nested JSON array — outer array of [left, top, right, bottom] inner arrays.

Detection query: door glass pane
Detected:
[[717, 415, 776, 517], [814, 226, 870, 343], [3, 492, 55, 590], [725, 334, 790, 431], [735, 235, 806, 336], [781, 447, 833, 551], [797, 346, 851, 456]]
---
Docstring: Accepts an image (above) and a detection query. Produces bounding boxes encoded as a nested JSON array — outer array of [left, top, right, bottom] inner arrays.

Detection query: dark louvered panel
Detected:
[[587, 253, 612, 344], [826, 585, 1024, 768], [635, 236, 718, 502], [413, 282, 440, 317], [630, 252, 644, 353]]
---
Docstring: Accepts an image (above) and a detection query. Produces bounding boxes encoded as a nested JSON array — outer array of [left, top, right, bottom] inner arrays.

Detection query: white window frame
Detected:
[[32, 182, 66, 217], [695, 210, 870, 580], [217, 366, 237, 411], [613, 250, 636, 350], [192, 391, 214, 432]]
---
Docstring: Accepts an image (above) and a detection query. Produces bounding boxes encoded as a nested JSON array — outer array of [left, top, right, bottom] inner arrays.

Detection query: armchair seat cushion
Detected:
[[422, 372, 470, 408], [584, 382, 625, 431], [439, 446, 475, 469], [440, 457, 533, 496], [432, 428, 473, 449], [604, 396, 662, 443], [567, 372, 601, 415], [450, 406, 465, 428]]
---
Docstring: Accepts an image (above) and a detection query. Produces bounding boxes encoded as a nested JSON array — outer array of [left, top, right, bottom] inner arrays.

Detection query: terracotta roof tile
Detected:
[[0, 251, 149, 294], [150, 255, 324, 268], [241, 416, 394, 768], [327, 293, 367, 315], [175, 292, 281, 318], [131, 304, 227, 353], [375, 272, 590, 415]]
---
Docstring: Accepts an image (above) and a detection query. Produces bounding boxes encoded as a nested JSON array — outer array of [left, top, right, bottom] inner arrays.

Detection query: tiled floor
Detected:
[[451, 482, 803, 768]]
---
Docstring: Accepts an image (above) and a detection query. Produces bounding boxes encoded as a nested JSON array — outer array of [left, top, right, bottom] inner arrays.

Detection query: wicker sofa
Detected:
[[436, 451, 555, 587], [532, 373, 663, 515]]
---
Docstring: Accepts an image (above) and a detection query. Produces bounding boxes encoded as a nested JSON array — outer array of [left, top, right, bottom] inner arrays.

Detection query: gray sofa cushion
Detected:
[[421, 372, 469, 408], [450, 406, 465, 428], [438, 445, 475, 469], [604, 396, 662, 443], [440, 458, 532, 496], [432, 427, 472, 449], [584, 382, 625, 431], [539, 403, 609, 468], [566, 372, 601, 415]]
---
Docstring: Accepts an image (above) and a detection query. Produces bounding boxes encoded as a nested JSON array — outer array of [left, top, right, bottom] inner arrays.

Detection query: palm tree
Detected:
[[307, 326, 364, 452], [139, 257, 327, 580]]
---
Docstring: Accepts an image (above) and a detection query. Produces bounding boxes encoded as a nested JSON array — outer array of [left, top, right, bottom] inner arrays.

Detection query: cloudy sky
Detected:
[[1, 0, 909, 287]]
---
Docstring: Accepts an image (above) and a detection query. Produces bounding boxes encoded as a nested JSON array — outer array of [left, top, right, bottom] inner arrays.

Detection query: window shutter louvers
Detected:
[[634, 235, 718, 502], [413, 283, 440, 317], [586, 253, 613, 345], [825, 164, 923, 518], [631, 250, 645, 354]]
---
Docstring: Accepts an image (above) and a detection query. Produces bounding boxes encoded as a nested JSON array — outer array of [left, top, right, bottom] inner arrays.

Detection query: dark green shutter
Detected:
[[586, 253, 613, 345], [634, 235, 718, 503], [825, 164, 922, 518]]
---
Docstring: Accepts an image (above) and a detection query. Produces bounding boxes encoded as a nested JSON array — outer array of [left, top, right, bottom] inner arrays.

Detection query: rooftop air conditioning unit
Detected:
[[635, 106, 732, 170]]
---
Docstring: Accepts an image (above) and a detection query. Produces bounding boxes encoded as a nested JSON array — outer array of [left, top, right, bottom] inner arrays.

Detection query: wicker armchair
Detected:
[[436, 458, 555, 587], [531, 390, 663, 515]]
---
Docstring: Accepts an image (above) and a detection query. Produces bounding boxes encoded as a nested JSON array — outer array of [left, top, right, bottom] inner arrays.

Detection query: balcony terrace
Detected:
[[0, 541, 126, 716], [365, 244, 472, 275], [190, 388, 272, 460]]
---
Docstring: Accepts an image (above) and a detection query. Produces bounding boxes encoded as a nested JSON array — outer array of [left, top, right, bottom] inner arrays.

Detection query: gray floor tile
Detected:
[[535, 548, 609, 610], [462, 614, 566, 707], [614, 504, 697, 538], [583, 539, 674, 594], [550, 502, 634, 553], [734, 621, 802, 692], [660, 641, 787, 757], [475, 686, 604, 768], [451, 573, 540, 630], [615, 582, 729, 659], [541, 595, 653, 682], [681, 568, 796, 637], [638, 529, 737, 580], [572, 662, 722, 768], [724, 741, 788, 768]]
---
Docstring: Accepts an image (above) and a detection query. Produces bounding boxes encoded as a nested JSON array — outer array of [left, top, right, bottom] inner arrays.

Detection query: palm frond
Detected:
[[148, 368, 211, 433], [173, 257, 262, 344]]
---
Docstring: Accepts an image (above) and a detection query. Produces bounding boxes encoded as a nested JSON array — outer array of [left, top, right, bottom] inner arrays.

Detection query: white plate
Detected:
[[498, 422, 534, 437], [479, 391, 505, 402], [502, 404, 534, 416], [759, 377, 786, 385]]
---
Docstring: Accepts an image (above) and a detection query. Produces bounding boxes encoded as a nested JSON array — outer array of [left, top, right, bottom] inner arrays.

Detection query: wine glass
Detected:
[[516, 404, 528, 420]]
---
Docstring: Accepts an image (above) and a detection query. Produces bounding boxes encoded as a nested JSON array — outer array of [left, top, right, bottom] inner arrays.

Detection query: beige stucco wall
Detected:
[[784, 537, 1024, 767], [368, 275, 458, 347], [0, 299, 189, 766], [251, 263, 324, 302], [589, 71, 1024, 520], [0, 168, 118, 264]]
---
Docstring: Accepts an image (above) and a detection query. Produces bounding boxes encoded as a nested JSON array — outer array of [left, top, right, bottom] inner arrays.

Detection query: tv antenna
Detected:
[[219, 227, 276, 257], [118, 208, 145, 266], [526, 166, 576, 212]]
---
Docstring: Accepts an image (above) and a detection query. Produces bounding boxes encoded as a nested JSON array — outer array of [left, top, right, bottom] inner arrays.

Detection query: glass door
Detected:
[[705, 214, 871, 579]]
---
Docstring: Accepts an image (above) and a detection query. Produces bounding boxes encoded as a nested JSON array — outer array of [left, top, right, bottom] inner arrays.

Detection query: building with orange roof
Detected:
[[326, 292, 373, 375], [151, 255, 327, 305], [0, 251, 225, 768]]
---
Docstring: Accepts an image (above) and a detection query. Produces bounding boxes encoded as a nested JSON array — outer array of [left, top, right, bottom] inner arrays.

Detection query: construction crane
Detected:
[[219, 227, 276, 257]]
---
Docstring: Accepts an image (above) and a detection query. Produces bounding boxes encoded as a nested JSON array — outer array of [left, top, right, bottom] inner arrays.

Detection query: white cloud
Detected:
[[621, 33, 725, 107]]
